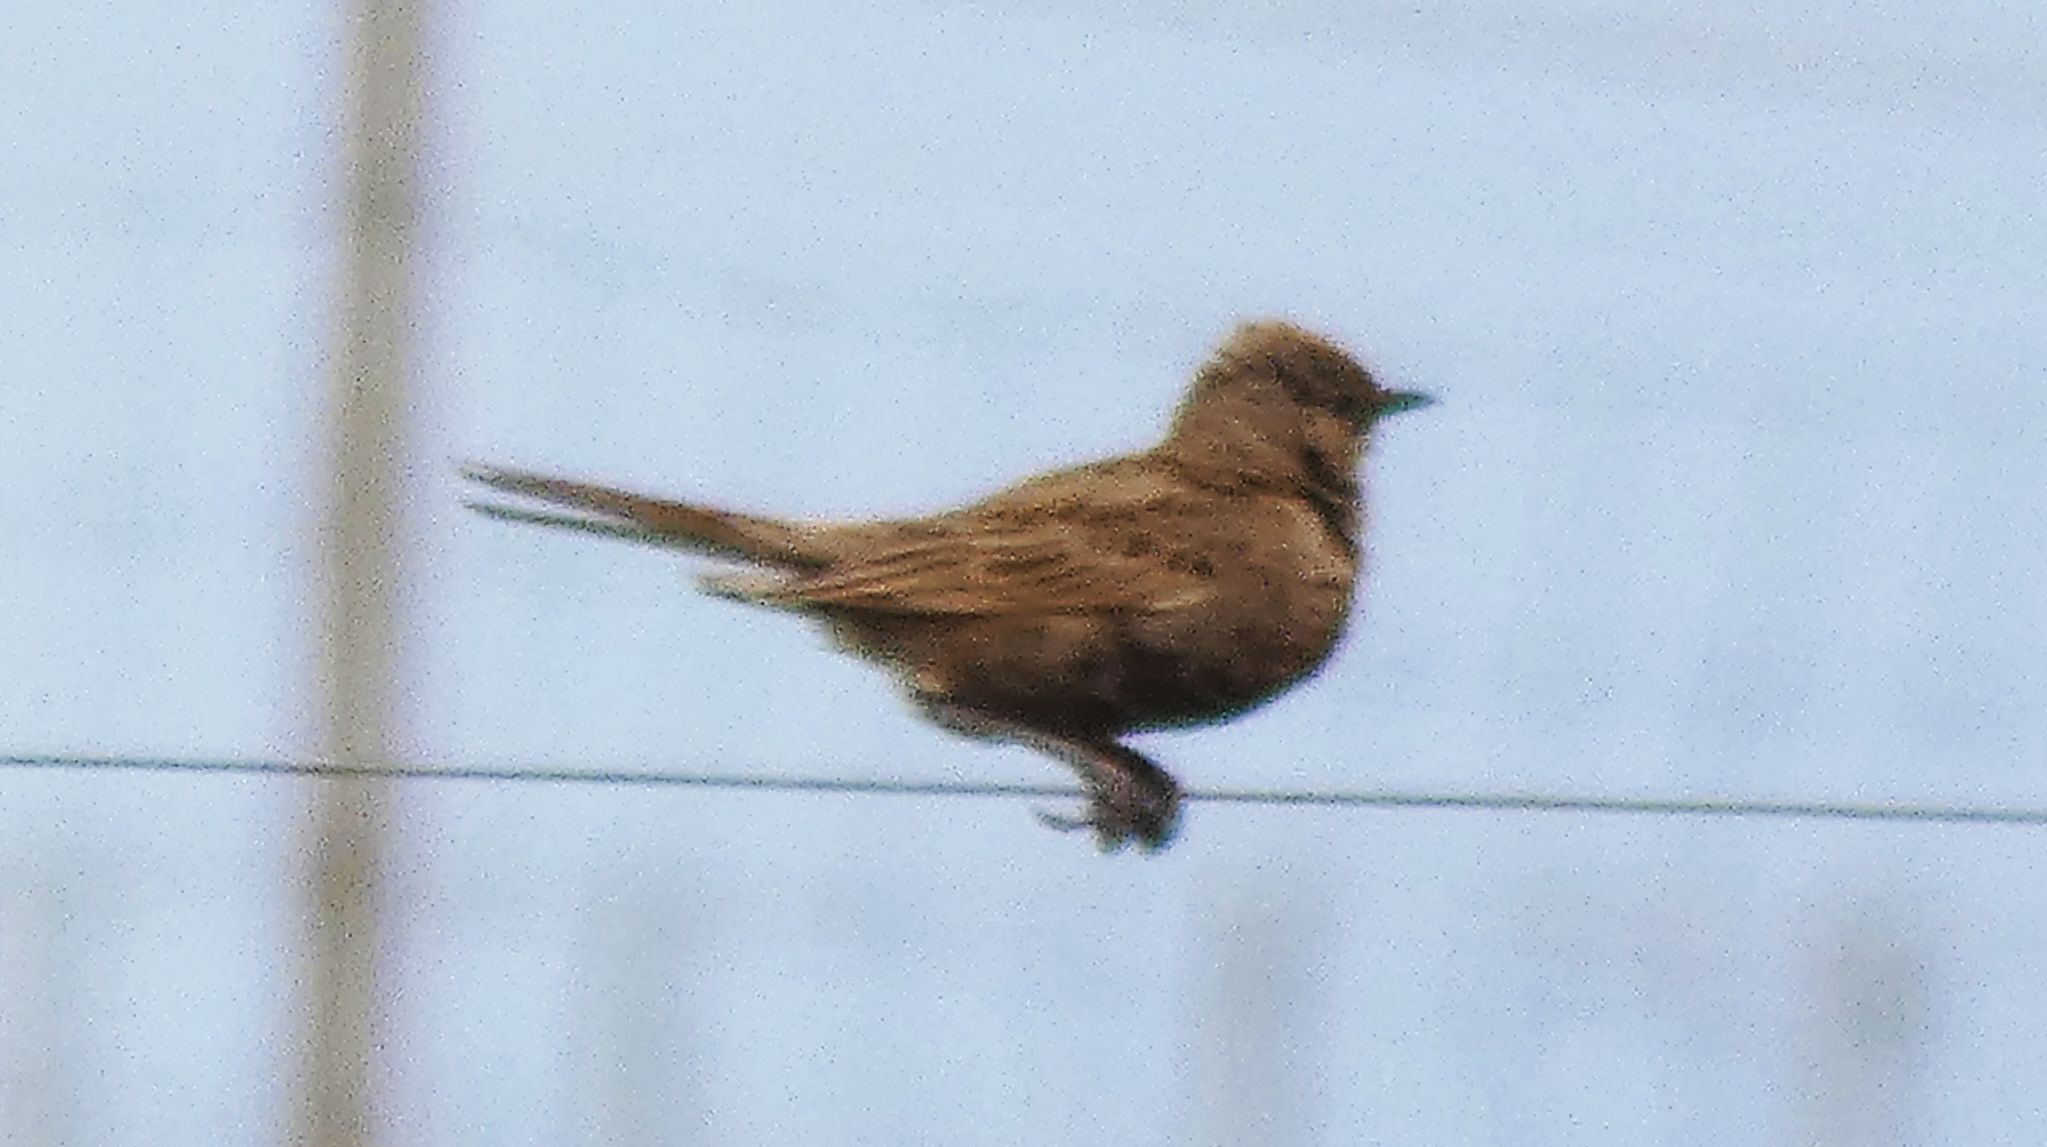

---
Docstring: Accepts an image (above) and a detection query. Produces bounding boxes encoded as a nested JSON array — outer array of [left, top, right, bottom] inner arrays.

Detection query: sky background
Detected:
[[3, 1, 2045, 1144]]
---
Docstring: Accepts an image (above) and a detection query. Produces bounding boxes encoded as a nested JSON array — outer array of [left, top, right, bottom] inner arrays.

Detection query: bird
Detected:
[[462, 320, 1432, 851]]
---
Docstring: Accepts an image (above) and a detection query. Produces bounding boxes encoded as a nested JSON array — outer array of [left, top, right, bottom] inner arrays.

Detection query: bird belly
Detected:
[[1113, 573, 1352, 730], [838, 571, 1352, 738]]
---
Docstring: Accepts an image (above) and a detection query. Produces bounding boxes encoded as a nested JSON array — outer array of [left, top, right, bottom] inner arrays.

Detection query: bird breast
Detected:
[[1111, 493, 1356, 728]]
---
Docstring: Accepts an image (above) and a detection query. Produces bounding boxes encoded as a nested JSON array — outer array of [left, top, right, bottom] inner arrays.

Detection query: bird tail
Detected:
[[460, 462, 831, 569]]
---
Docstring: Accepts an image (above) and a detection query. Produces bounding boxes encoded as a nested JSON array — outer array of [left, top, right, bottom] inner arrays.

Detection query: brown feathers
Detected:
[[464, 321, 1432, 851]]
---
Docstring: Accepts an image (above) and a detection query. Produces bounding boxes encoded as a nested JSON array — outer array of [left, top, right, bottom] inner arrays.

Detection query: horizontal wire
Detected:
[[2, 753, 2044, 826]]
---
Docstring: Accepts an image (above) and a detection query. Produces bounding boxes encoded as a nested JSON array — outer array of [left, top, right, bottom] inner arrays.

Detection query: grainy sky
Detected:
[[3, 2, 2044, 1143]]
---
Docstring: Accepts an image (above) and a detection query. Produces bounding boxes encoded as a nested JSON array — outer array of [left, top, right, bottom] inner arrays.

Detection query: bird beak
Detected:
[[1375, 389, 1436, 417]]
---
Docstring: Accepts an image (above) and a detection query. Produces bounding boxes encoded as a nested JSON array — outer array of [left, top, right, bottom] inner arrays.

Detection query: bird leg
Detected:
[[1030, 740, 1183, 853], [922, 703, 1182, 852]]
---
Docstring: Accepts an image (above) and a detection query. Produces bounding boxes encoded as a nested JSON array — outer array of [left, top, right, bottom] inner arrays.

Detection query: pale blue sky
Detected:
[[3, 2, 2044, 1143]]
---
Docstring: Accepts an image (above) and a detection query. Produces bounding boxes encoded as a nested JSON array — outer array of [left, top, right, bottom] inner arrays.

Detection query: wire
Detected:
[[3, 753, 2043, 826]]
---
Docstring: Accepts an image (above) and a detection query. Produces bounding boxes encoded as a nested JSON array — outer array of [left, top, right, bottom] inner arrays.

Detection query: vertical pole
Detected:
[[1799, 905, 1928, 1147], [0, 880, 75, 1145], [300, 1, 425, 1144], [1188, 882, 1324, 1147]]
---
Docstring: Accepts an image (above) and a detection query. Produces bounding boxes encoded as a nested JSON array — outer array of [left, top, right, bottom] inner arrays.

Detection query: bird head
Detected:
[[1166, 321, 1432, 461], [1217, 320, 1434, 425], [1160, 322, 1430, 547]]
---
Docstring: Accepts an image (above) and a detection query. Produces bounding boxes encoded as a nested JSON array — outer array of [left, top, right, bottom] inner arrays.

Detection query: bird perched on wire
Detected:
[[463, 320, 1432, 852]]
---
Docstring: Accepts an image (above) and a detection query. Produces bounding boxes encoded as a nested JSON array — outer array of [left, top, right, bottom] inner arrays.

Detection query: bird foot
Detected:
[[917, 702, 1183, 852], [1036, 760, 1182, 853]]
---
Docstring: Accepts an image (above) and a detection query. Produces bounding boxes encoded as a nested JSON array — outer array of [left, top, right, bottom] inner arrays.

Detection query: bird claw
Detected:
[[1033, 782, 1182, 854], [1034, 807, 1094, 835], [926, 703, 1185, 852]]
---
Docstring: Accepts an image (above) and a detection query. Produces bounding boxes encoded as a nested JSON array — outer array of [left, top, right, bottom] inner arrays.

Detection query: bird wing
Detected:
[[718, 522, 1218, 616], [709, 458, 1228, 617]]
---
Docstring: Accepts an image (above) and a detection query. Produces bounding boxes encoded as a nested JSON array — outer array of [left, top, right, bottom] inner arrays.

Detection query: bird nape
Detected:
[[463, 320, 1433, 852]]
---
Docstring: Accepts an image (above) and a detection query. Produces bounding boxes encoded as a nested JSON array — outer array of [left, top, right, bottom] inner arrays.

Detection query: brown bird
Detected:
[[463, 321, 1431, 851]]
